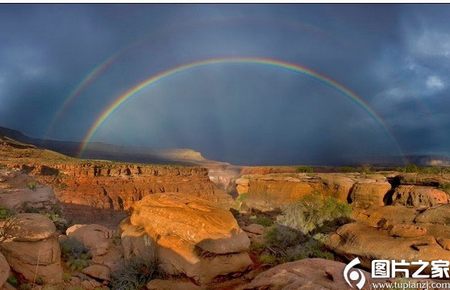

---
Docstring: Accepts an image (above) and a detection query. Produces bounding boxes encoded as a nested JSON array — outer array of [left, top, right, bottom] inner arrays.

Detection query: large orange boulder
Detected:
[[121, 193, 252, 284], [237, 174, 317, 211], [349, 180, 391, 208], [392, 185, 449, 207], [318, 174, 356, 201]]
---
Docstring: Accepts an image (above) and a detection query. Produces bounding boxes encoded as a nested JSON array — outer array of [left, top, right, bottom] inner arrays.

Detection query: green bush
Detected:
[[440, 183, 450, 194], [26, 182, 37, 191], [0, 207, 12, 220], [259, 253, 277, 265], [61, 237, 90, 259], [35, 276, 44, 285], [66, 257, 90, 271], [251, 215, 273, 227], [235, 193, 248, 211], [259, 224, 335, 264], [276, 192, 351, 235], [284, 239, 334, 261], [264, 224, 305, 249], [296, 166, 314, 173], [7, 275, 18, 287], [110, 257, 159, 290], [60, 237, 91, 271], [62, 272, 72, 282]]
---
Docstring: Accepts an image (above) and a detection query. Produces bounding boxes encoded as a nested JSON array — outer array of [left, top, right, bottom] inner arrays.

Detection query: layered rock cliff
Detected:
[[0, 139, 232, 212]]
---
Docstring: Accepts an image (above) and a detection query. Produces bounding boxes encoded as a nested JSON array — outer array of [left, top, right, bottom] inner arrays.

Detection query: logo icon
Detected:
[[343, 257, 366, 289]]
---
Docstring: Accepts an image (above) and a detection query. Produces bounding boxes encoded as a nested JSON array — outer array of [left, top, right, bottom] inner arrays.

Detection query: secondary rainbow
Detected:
[[45, 53, 120, 138], [79, 56, 404, 158]]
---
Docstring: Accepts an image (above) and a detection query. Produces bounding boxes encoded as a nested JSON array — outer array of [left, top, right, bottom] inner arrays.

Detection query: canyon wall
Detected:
[[15, 162, 232, 210]]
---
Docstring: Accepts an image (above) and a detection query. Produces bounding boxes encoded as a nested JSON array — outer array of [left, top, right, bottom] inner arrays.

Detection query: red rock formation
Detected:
[[0, 142, 232, 211]]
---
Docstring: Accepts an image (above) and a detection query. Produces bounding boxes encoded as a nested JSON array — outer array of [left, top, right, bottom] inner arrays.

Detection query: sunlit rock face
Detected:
[[392, 185, 449, 207], [0, 214, 63, 283], [120, 193, 252, 284]]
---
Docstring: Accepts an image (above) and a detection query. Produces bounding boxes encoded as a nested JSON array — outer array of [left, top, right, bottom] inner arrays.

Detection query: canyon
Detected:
[[1, 133, 450, 289]]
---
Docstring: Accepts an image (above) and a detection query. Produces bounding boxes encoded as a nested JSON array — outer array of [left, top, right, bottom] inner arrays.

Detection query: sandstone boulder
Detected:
[[242, 224, 265, 235], [2, 213, 56, 242], [0, 185, 57, 212], [415, 204, 450, 224], [242, 258, 369, 290], [66, 224, 113, 256], [352, 206, 418, 228], [0, 252, 9, 288], [318, 174, 355, 201], [240, 175, 316, 211], [389, 224, 427, 238], [82, 264, 111, 281], [328, 222, 450, 268], [392, 185, 449, 207], [397, 173, 450, 187], [123, 193, 252, 284], [349, 181, 391, 208], [0, 214, 62, 283], [120, 217, 156, 262]]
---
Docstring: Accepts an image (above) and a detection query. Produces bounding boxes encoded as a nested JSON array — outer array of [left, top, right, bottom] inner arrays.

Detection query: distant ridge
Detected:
[[0, 126, 227, 166]]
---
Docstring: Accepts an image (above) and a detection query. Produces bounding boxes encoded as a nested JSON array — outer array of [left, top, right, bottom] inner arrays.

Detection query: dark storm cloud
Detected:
[[0, 4, 449, 164]]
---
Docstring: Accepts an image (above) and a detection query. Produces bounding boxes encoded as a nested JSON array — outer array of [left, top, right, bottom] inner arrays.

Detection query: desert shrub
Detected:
[[296, 166, 314, 173], [259, 253, 277, 265], [284, 239, 334, 261], [250, 215, 273, 227], [45, 212, 68, 231], [7, 275, 18, 287], [0, 207, 12, 220], [60, 237, 91, 271], [66, 257, 90, 271], [257, 224, 335, 264], [337, 166, 357, 173], [62, 272, 72, 282], [235, 193, 248, 211], [26, 182, 37, 191], [276, 192, 351, 235], [440, 183, 450, 194], [359, 165, 372, 175], [264, 224, 305, 249], [35, 276, 44, 285], [110, 257, 159, 290], [61, 237, 90, 259]]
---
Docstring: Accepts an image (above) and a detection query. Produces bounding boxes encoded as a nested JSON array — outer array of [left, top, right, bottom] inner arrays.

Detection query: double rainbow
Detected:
[[78, 56, 404, 158]]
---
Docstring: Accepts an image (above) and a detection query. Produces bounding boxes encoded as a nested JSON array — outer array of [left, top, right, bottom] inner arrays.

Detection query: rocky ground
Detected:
[[1, 136, 450, 289]]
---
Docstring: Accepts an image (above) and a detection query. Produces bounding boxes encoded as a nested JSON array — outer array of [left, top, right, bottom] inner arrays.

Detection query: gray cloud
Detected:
[[0, 4, 449, 164]]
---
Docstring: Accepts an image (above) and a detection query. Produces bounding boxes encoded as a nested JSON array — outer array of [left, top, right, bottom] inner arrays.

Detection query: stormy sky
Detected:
[[1, 4, 449, 165]]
